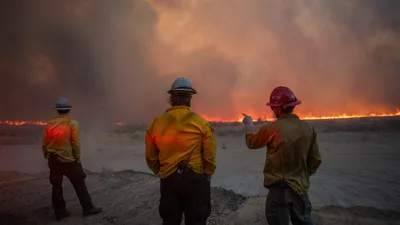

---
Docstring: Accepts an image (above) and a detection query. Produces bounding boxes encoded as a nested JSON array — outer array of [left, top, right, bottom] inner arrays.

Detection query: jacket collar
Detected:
[[277, 113, 299, 120], [165, 106, 191, 112]]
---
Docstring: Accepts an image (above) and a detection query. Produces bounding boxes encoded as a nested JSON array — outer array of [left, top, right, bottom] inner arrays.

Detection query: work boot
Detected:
[[55, 211, 70, 221], [83, 206, 103, 216]]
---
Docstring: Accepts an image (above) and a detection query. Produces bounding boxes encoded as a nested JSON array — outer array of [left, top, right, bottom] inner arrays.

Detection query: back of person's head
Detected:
[[167, 77, 196, 107], [282, 106, 295, 114], [55, 98, 73, 115], [57, 109, 70, 115], [168, 92, 192, 107]]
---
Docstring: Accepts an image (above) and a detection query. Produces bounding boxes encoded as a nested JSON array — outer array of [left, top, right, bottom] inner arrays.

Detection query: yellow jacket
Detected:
[[42, 116, 81, 162], [145, 106, 217, 179], [245, 114, 321, 194]]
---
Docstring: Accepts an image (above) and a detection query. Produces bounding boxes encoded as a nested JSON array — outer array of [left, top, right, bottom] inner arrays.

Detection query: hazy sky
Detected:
[[1, 0, 399, 124]]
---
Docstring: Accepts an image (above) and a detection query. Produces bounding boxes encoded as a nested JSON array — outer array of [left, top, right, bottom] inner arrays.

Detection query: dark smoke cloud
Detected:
[[0, 0, 399, 124], [0, 0, 164, 125]]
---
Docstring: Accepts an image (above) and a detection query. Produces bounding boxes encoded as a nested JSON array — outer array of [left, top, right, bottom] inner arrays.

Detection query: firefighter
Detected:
[[145, 77, 217, 225], [242, 86, 321, 225], [42, 98, 102, 221]]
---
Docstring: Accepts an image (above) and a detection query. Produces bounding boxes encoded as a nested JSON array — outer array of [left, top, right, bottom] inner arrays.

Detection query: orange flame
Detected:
[[205, 108, 400, 122], [0, 120, 47, 126], [0, 109, 399, 126]]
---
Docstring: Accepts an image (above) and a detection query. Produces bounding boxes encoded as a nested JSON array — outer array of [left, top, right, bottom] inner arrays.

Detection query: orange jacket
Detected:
[[42, 116, 81, 162], [145, 106, 217, 179], [245, 114, 321, 194]]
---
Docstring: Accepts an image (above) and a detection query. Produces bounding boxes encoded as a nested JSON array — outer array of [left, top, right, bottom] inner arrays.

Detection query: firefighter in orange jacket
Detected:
[[42, 98, 102, 221], [145, 77, 217, 225], [242, 86, 321, 225]]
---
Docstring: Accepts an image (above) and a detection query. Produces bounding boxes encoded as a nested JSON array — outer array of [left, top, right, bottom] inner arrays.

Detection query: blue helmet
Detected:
[[55, 98, 73, 110], [167, 77, 197, 95]]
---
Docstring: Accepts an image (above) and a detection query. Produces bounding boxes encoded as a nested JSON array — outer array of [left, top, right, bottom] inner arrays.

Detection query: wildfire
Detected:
[[1, 109, 399, 126], [204, 109, 400, 122], [299, 110, 400, 121], [0, 120, 47, 126]]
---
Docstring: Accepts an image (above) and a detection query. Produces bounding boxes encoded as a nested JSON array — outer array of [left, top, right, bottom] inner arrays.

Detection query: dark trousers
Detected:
[[48, 156, 94, 215], [266, 183, 313, 225], [159, 170, 211, 225]]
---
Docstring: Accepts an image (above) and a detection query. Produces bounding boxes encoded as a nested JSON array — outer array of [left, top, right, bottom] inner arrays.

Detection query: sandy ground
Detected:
[[1, 117, 400, 224]]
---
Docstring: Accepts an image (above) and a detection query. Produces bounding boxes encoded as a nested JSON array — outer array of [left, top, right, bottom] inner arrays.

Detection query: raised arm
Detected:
[[245, 124, 275, 149]]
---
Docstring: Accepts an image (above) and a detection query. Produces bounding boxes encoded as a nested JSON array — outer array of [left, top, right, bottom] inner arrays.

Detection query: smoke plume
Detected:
[[1, 0, 399, 124]]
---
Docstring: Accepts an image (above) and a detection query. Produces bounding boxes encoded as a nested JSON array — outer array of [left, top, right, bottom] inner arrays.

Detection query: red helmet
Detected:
[[266, 86, 302, 107]]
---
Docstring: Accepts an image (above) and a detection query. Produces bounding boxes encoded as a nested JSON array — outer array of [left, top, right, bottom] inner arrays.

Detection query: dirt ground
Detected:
[[1, 117, 400, 224], [0, 170, 247, 225]]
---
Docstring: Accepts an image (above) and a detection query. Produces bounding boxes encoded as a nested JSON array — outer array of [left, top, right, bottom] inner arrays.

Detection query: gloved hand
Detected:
[[242, 113, 253, 130]]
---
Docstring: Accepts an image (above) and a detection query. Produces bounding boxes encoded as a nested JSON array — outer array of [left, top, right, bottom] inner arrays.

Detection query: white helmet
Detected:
[[167, 77, 197, 94]]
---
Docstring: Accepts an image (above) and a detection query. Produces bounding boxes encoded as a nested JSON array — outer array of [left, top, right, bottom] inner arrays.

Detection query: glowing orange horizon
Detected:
[[0, 120, 48, 126], [1, 109, 399, 126], [203, 108, 400, 123]]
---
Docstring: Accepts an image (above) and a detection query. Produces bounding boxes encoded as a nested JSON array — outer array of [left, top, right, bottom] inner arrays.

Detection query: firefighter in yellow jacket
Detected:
[[146, 77, 217, 225], [242, 86, 321, 225], [42, 98, 102, 221]]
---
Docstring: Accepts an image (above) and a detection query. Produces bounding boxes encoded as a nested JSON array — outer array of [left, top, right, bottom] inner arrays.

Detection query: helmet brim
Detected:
[[168, 88, 197, 95], [266, 99, 301, 107], [54, 106, 73, 110]]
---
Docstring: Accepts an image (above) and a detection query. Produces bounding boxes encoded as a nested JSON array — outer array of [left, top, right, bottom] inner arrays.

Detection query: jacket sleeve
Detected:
[[145, 118, 160, 175], [307, 127, 322, 175], [42, 126, 48, 159], [202, 122, 217, 175], [245, 123, 274, 149], [70, 121, 81, 160]]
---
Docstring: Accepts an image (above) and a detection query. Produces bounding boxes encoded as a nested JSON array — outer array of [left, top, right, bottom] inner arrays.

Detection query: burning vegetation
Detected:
[[1, 109, 400, 126]]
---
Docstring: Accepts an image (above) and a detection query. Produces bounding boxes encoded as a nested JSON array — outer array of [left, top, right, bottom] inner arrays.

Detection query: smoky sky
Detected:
[[0, 0, 399, 124]]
